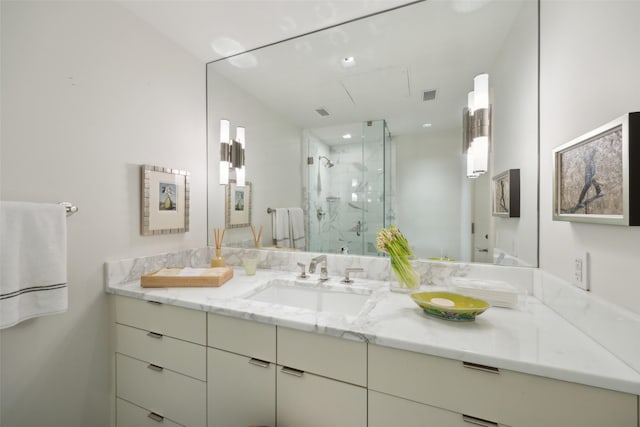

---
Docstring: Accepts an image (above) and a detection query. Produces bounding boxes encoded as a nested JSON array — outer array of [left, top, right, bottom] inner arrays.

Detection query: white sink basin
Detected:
[[246, 279, 372, 316]]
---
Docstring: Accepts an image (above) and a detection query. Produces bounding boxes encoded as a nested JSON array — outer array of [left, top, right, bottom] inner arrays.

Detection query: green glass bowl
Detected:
[[410, 291, 490, 321]]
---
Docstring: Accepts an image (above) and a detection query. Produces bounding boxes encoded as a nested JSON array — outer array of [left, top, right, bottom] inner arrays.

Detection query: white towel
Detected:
[[272, 208, 291, 248], [1, 201, 68, 329], [288, 208, 306, 250]]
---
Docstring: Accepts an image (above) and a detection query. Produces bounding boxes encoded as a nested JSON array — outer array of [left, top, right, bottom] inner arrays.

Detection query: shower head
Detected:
[[319, 155, 334, 168]]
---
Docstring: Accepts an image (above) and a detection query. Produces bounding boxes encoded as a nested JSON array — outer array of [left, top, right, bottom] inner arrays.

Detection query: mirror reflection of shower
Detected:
[[305, 120, 391, 256], [319, 155, 335, 168]]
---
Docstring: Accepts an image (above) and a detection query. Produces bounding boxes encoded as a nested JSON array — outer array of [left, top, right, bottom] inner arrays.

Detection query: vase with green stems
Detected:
[[376, 225, 420, 292]]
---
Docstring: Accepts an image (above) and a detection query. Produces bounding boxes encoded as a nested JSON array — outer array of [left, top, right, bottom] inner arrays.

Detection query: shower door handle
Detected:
[[356, 220, 361, 237]]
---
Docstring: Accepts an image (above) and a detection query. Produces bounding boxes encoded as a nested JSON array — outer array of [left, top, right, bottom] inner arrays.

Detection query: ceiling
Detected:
[[117, 0, 416, 63], [118, 0, 528, 138]]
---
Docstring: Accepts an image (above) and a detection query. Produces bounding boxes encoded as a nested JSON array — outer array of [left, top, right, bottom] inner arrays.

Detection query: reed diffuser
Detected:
[[250, 224, 263, 248], [211, 227, 226, 267]]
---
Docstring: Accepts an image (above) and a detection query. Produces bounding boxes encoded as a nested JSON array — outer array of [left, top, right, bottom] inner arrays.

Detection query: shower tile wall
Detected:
[[306, 133, 334, 253], [306, 120, 389, 256]]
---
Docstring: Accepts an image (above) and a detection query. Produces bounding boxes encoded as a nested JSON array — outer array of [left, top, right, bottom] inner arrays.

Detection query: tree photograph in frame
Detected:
[[492, 169, 520, 218], [553, 112, 639, 225], [141, 164, 190, 235], [225, 180, 252, 228]]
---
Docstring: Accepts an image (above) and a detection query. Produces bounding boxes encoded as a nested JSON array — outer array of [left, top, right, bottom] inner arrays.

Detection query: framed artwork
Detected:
[[492, 169, 520, 218], [552, 112, 639, 225], [140, 164, 190, 235], [225, 180, 252, 228]]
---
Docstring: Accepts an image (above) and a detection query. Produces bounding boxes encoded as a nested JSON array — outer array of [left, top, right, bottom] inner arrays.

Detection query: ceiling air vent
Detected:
[[315, 108, 330, 117], [422, 89, 437, 101]]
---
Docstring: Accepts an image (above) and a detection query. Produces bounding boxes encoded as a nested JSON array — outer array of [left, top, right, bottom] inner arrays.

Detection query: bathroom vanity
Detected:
[[106, 249, 640, 427]]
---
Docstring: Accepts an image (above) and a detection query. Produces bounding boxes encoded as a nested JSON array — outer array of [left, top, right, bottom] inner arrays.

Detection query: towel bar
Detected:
[[59, 202, 78, 216]]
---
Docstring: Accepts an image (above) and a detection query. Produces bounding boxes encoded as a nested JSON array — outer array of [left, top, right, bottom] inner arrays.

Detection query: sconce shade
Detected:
[[472, 136, 489, 174], [473, 74, 489, 109], [467, 91, 475, 114], [463, 74, 491, 177], [467, 145, 479, 178]]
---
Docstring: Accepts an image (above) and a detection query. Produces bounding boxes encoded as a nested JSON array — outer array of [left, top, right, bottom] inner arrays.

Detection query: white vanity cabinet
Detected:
[[207, 313, 277, 427], [368, 344, 638, 427], [205, 314, 367, 427], [276, 327, 367, 427], [114, 296, 207, 427], [369, 390, 512, 427]]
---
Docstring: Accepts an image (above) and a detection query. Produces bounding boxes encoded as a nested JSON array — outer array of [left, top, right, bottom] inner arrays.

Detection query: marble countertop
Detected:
[[106, 267, 640, 395]]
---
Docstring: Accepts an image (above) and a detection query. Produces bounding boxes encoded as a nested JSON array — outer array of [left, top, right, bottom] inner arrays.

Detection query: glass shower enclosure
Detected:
[[305, 120, 392, 256]]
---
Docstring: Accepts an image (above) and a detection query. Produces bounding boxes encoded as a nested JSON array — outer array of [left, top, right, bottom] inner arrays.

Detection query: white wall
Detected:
[[0, 2, 206, 426], [490, 0, 539, 267], [395, 128, 468, 260], [207, 68, 302, 248], [540, 0, 640, 314]]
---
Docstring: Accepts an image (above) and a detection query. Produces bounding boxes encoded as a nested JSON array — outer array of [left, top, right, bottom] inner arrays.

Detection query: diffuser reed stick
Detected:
[[212, 228, 226, 267], [250, 224, 263, 248], [213, 227, 226, 249]]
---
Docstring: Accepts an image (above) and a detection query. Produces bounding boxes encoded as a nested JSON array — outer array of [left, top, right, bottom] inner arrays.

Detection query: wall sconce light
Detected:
[[463, 73, 491, 178], [219, 119, 230, 185], [219, 119, 246, 186]]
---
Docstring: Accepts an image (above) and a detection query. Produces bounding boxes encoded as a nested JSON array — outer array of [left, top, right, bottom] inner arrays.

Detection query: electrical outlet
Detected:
[[573, 252, 590, 291]]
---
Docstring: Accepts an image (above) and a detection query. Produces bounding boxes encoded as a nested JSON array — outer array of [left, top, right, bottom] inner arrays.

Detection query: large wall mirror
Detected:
[[207, 0, 539, 267]]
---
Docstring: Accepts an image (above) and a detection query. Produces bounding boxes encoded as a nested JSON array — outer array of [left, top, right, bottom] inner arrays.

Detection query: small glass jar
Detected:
[[242, 255, 258, 275], [389, 257, 420, 293]]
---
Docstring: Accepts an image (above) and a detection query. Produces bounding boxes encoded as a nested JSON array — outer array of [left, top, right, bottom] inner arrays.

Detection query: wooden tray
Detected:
[[141, 267, 233, 288]]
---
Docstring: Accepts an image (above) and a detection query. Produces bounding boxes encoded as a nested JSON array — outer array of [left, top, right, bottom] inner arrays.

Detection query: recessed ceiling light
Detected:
[[341, 56, 356, 68], [422, 123, 432, 128], [342, 133, 352, 139]]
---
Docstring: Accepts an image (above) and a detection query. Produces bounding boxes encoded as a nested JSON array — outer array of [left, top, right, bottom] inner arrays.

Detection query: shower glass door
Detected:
[[305, 120, 389, 255]]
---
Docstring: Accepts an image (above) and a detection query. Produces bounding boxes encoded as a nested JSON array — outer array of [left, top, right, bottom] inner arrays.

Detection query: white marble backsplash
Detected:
[[105, 246, 536, 293], [536, 270, 640, 374], [222, 247, 535, 292], [104, 247, 212, 286]]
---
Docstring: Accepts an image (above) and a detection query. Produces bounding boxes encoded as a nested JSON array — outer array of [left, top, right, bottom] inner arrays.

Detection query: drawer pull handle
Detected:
[[462, 415, 498, 427], [281, 366, 304, 377], [147, 300, 162, 305], [147, 412, 164, 422], [147, 331, 163, 339], [463, 361, 500, 374], [147, 363, 164, 372], [249, 358, 271, 368]]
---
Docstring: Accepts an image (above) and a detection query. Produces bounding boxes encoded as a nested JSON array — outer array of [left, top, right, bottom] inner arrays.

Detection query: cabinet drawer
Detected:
[[277, 365, 366, 427], [277, 327, 366, 386], [115, 296, 206, 345], [369, 391, 510, 427], [369, 344, 637, 427], [207, 347, 276, 427], [116, 323, 206, 380], [116, 353, 206, 427], [207, 313, 276, 362], [116, 398, 182, 427]]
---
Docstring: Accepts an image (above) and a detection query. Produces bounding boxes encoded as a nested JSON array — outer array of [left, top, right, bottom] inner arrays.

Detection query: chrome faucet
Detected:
[[296, 262, 308, 279], [309, 255, 328, 281], [342, 267, 364, 284]]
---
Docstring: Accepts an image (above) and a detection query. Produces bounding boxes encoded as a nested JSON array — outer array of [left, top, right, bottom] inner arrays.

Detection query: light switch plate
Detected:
[[573, 252, 590, 291]]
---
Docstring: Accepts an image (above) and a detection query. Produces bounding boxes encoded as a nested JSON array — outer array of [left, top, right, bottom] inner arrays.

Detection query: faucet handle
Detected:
[[297, 262, 308, 279], [342, 267, 364, 284], [319, 266, 329, 281]]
